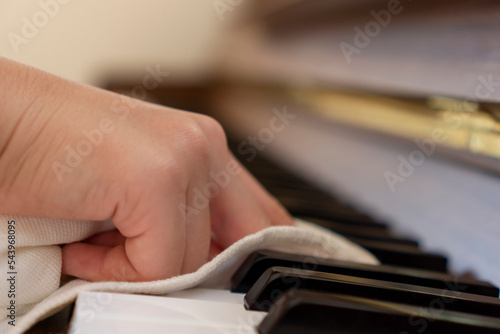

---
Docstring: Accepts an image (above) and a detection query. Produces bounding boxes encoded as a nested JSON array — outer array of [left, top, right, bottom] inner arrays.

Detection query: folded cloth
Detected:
[[0, 216, 378, 334]]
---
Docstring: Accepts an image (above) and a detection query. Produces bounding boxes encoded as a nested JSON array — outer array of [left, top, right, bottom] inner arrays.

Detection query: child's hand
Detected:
[[0, 59, 293, 282]]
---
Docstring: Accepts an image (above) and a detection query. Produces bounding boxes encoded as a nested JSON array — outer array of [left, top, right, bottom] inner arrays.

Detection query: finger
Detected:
[[209, 239, 223, 260], [84, 230, 125, 247], [193, 115, 292, 248], [62, 189, 187, 281], [180, 185, 211, 274], [62, 243, 127, 281], [229, 155, 293, 226], [209, 173, 271, 249]]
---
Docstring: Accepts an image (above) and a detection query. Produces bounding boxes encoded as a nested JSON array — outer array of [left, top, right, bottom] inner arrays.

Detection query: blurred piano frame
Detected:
[[207, 0, 500, 286], [30, 0, 500, 332]]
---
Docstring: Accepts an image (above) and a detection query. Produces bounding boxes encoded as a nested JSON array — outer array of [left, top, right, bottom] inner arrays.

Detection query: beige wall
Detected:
[[0, 0, 232, 85]]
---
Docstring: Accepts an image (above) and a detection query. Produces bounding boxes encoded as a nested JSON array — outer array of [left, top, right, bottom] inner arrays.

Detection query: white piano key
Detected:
[[69, 289, 266, 334], [168, 288, 246, 304]]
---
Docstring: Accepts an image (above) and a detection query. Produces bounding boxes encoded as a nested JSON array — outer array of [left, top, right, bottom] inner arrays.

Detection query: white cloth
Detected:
[[0, 216, 378, 334]]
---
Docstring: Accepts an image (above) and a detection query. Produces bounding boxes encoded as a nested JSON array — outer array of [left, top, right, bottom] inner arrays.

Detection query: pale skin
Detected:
[[0, 58, 293, 282]]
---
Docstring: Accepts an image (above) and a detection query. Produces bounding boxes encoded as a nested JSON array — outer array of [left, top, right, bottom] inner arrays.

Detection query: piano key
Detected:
[[258, 290, 500, 334], [272, 191, 357, 212], [335, 232, 419, 246], [250, 172, 313, 186], [298, 217, 446, 273], [245, 167, 310, 184], [70, 289, 266, 334], [281, 198, 383, 225], [245, 266, 500, 317], [300, 215, 395, 238], [265, 187, 344, 202], [231, 250, 498, 297], [296, 216, 419, 246], [254, 180, 354, 210], [356, 239, 448, 272], [258, 178, 330, 194], [168, 288, 247, 304], [300, 221, 419, 247], [278, 196, 372, 217]]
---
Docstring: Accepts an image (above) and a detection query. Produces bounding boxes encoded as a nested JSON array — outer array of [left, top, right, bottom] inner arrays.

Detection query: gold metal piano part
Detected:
[[289, 90, 500, 160]]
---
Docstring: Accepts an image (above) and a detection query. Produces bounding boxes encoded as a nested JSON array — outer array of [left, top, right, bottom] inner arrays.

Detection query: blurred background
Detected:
[[0, 0, 234, 84]]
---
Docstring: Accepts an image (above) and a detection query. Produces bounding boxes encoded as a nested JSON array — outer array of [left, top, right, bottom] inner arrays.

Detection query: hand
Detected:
[[0, 59, 293, 282]]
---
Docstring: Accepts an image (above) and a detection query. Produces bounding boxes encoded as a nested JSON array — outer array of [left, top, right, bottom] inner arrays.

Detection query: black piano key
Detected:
[[270, 193, 352, 212], [279, 196, 373, 217], [230, 250, 498, 297], [274, 194, 359, 214], [337, 232, 419, 247], [282, 198, 383, 225], [296, 216, 419, 246], [298, 217, 442, 270], [270, 188, 353, 204], [266, 187, 344, 203], [258, 178, 330, 194], [254, 174, 314, 188], [357, 240, 448, 272], [242, 166, 316, 187], [258, 290, 500, 334], [300, 215, 395, 238], [245, 266, 500, 317], [299, 217, 438, 271]]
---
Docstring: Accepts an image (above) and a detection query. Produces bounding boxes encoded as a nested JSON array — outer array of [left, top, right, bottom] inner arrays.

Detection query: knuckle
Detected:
[[196, 115, 228, 152], [170, 117, 212, 173], [179, 118, 211, 157]]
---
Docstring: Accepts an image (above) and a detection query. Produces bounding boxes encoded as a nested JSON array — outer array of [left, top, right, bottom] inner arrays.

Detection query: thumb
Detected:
[[62, 192, 187, 282]]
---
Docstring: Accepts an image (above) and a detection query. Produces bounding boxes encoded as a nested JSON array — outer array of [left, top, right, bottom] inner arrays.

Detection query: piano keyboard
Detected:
[[68, 142, 500, 333]]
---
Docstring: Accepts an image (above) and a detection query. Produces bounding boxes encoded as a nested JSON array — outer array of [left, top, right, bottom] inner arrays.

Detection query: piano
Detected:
[[29, 0, 500, 332], [64, 150, 500, 333]]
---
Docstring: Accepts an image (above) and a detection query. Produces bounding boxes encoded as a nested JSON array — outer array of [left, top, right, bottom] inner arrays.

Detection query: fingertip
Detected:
[[267, 197, 294, 226], [208, 240, 223, 260]]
